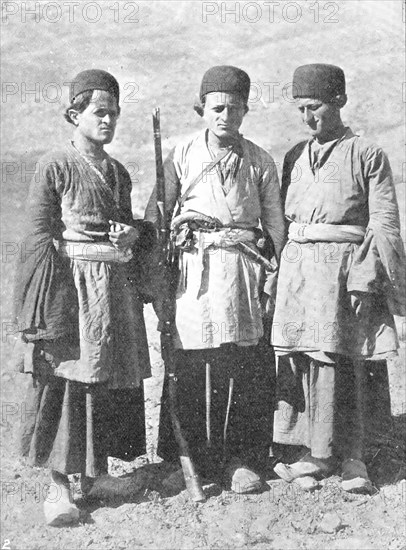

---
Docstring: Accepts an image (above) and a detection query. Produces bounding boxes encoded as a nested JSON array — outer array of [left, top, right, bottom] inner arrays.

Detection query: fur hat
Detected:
[[69, 69, 120, 103], [292, 64, 345, 102]]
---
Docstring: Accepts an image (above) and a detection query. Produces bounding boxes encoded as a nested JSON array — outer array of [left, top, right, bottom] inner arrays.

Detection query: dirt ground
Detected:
[[1, 1, 406, 549], [1, 305, 405, 550]]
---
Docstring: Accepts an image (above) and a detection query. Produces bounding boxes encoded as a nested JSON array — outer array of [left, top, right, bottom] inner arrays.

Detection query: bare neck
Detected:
[[207, 130, 237, 153], [315, 123, 346, 145], [73, 130, 105, 160]]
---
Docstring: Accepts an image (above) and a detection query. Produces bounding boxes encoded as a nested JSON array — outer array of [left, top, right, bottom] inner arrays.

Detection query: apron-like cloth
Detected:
[[49, 255, 150, 387]]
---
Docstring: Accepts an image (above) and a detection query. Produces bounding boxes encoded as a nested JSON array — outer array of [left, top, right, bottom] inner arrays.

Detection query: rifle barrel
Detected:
[[153, 108, 205, 503], [153, 108, 166, 232]]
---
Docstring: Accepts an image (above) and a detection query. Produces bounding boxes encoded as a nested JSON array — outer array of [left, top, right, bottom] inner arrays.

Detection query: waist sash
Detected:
[[197, 228, 255, 248], [288, 222, 365, 244], [179, 228, 258, 297], [58, 240, 133, 263]]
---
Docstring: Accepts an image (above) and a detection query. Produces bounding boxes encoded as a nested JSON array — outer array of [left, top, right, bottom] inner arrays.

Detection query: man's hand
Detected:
[[350, 291, 374, 319], [109, 220, 140, 250], [153, 297, 175, 333]]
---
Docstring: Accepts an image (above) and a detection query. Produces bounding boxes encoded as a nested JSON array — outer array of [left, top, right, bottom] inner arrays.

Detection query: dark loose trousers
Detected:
[[157, 344, 275, 477], [20, 361, 146, 476]]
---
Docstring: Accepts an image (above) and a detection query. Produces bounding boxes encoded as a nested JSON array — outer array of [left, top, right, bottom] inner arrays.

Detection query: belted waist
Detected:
[[288, 222, 366, 244], [57, 240, 133, 263], [177, 228, 259, 298], [196, 228, 256, 248]]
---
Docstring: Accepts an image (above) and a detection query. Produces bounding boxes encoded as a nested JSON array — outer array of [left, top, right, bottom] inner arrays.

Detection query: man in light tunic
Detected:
[[272, 63, 405, 492], [146, 66, 285, 492]]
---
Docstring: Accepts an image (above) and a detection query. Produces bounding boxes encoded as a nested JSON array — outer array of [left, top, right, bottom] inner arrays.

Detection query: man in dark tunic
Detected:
[[14, 70, 152, 525]]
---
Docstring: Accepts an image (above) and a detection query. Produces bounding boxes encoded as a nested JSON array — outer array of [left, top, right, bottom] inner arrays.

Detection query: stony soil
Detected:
[[1, 307, 405, 549]]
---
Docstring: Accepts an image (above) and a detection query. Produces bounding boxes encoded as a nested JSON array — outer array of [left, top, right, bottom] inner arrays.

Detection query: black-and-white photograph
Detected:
[[1, 1, 405, 548]]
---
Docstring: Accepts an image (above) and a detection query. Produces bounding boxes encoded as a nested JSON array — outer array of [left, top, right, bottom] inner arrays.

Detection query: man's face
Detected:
[[296, 97, 342, 143], [73, 90, 119, 145], [203, 92, 247, 141]]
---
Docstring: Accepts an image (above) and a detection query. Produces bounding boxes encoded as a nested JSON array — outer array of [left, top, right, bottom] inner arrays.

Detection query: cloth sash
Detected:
[[197, 228, 255, 248], [178, 228, 256, 297], [58, 240, 133, 263], [288, 222, 366, 243]]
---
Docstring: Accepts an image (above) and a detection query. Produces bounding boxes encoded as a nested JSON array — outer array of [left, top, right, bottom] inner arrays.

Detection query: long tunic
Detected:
[[14, 142, 151, 388], [272, 128, 405, 359], [145, 130, 285, 350]]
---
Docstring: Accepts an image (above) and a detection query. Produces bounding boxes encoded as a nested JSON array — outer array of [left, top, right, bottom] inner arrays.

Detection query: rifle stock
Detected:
[[153, 108, 206, 503], [162, 334, 206, 502]]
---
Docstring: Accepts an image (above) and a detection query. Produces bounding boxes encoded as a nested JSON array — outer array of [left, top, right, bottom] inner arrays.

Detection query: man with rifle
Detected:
[[145, 65, 285, 494]]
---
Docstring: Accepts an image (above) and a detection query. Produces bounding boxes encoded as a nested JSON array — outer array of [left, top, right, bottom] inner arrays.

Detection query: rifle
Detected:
[[152, 108, 206, 503]]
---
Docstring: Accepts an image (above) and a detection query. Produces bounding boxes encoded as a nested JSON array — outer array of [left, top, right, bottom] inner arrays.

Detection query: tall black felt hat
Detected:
[[292, 64, 345, 102], [69, 69, 120, 103], [199, 65, 251, 103]]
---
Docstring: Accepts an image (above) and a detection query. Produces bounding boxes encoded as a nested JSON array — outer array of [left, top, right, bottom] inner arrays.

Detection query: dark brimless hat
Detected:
[[292, 64, 345, 102], [199, 65, 251, 104], [69, 69, 120, 103]]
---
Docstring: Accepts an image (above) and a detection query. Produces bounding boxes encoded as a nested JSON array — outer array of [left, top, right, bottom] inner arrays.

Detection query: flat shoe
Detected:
[[223, 456, 263, 494], [44, 484, 80, 527], [342, 476, 373, 494], [273, 462, 324, 482], [225, 458, 262, 494], [341, 459, 373, 494], [231, 467, 262, 494], [274, 454, 335, 482]]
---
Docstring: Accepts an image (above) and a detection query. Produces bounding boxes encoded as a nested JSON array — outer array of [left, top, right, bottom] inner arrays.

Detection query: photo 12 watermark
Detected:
[[1, 160, 140, 186], [201, 1, 340, 24], [2, 81, 140, 104], [2, 1, 140, 24]]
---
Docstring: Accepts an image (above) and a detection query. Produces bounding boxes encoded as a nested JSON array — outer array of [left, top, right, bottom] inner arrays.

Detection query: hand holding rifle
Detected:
[[152, 108, 206, 503]]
